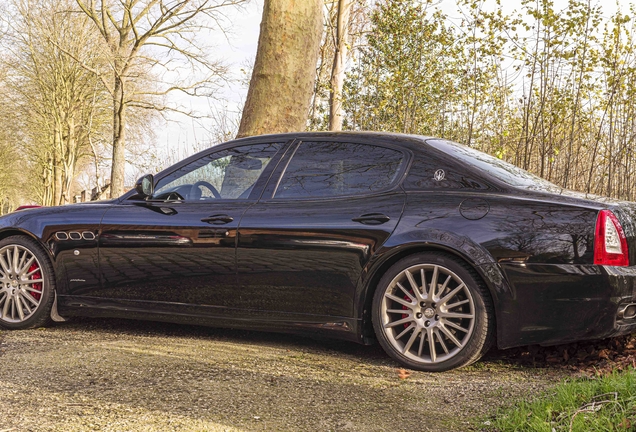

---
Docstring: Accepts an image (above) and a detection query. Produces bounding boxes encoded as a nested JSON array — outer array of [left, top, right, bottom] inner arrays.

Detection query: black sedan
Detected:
[[1, 132, 635, 372]]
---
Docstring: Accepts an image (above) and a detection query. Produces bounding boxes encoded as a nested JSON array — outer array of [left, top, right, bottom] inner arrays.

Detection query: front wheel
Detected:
[[0, 236, 55, 329], [372, 253, 494, 372]]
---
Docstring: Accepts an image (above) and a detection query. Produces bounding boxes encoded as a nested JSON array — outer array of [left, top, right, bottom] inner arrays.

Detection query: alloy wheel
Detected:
[[380, 263, 475, 364], [0, 245, 44, 323]]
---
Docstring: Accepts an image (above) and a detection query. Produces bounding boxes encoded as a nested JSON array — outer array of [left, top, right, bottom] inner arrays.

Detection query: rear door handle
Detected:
[[201, 214, 234, 225], [352, 213, 391, 225]]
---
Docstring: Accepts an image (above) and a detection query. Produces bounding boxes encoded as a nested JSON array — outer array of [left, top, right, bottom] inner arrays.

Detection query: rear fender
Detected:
[[357, 229, 511, 347]]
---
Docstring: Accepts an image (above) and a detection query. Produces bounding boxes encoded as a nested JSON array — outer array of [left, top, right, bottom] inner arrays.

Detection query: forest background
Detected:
[[0, 0, 635, 212]]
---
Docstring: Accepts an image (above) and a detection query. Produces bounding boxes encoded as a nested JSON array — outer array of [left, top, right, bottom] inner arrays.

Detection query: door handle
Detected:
[[201, 214, 234, 225], [352, 213, 391, 225]]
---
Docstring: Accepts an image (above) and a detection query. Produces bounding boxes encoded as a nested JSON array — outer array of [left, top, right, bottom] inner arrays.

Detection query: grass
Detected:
[[486, 369, 636, 431]]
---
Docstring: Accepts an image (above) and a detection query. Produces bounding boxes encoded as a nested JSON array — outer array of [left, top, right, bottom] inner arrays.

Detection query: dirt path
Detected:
[[0, 318, 566, 431]]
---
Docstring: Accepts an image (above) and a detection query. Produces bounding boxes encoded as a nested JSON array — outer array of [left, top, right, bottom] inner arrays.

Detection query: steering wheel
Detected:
[[189, 180, 221, 200]]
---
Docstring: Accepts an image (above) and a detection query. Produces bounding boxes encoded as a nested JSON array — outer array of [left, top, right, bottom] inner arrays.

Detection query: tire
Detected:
[[0, 235, 55, 329], [372, 252, 494, 372]]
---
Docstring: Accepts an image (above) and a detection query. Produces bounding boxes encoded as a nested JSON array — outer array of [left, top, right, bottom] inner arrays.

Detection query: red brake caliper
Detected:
[[402, 294, 411, 328], [28, 263, 42, 300]]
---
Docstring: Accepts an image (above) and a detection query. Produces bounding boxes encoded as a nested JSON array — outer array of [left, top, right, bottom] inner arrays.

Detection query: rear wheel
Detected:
[[0, 236, 54, 329], [372, 252, 494, 372]]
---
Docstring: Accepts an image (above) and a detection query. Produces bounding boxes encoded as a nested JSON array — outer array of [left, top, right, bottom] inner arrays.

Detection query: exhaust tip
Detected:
[[618, 304, 636, 320]]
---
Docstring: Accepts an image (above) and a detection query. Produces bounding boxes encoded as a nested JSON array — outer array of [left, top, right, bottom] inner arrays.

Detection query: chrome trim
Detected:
[[82, 232, 96, 241], [617, 303, 636, 320]]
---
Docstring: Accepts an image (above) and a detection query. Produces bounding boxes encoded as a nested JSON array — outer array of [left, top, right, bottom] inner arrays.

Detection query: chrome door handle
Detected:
[[201, 214, 234, 225], [351, 213, 390, 225]]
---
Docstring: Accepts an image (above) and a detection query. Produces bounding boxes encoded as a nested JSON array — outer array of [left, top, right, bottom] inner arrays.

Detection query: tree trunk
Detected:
[[62, 118, 77, 205], [237, 0, 324, 138], [110, 76, 127, 197], [43, 157, 53, 207], [329, 0, 352, 132], [53, 125, 63, 206]]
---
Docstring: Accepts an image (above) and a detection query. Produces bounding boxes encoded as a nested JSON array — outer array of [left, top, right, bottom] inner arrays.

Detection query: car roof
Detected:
[[228, 131, 433, 147]]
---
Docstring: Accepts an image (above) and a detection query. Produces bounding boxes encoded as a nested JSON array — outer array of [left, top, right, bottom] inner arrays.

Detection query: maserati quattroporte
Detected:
[[1, 132, 635, 372]]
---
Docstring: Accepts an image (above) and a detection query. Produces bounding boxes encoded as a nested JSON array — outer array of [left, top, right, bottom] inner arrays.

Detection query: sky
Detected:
[[153, 1, 263, 169], [151, 0, 630, 176]]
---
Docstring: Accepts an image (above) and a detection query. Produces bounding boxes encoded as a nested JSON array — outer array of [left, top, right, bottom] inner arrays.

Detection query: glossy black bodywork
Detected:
[[2, 132, 636, 349]]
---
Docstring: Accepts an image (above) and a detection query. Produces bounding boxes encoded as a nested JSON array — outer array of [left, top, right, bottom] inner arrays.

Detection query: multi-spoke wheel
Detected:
[[0, 236, 54, 329], [372, 253, 494, 372]]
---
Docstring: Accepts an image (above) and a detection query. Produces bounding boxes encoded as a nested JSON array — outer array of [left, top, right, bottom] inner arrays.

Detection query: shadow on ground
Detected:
[[0, 318, 570, 431]]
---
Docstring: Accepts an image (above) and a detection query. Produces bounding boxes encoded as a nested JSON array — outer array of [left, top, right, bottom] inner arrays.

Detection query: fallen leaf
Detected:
[[397, 368, 411, 380]]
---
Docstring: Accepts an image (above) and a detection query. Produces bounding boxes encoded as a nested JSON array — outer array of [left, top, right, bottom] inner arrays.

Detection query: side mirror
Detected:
[[135, 174, 154, 199]]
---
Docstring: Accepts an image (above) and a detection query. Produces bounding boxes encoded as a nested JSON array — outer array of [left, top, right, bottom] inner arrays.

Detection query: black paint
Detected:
[[0, 132, 635, 350]]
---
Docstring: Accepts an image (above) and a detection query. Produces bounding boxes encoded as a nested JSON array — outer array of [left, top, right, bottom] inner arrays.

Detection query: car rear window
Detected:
[[427, 139, 561, 191]]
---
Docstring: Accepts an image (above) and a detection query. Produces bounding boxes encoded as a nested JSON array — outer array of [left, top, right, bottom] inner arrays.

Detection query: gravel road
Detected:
[[0, 318, 566, 431]]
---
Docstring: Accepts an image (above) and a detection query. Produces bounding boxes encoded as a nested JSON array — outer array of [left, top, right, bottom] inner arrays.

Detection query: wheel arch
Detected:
[[359, 242, 506, 347], [0, 228, 41, 243], [0, 228, 53, 260]]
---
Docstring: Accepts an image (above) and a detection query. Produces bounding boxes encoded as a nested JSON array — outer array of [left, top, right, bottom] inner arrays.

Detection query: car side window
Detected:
[[153, 143, 283, 201], [274, 141, 404, 199]]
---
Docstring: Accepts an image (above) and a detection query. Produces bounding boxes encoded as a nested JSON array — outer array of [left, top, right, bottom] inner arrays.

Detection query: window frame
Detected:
[[122, 140, 293, 204], [261, 138, 412, 202]]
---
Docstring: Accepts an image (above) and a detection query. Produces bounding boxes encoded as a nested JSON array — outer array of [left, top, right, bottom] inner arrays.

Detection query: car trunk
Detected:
[[513, 187, 636, 267]]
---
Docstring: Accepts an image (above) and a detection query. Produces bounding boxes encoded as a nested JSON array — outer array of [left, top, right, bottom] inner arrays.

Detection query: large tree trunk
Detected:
[[110, 76, 126, 197], [237, 0, 323, 138], [329, 0, 352, 132]]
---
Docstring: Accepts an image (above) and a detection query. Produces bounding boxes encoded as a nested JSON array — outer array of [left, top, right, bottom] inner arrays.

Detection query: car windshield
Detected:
[[427, 139, 562, 191]]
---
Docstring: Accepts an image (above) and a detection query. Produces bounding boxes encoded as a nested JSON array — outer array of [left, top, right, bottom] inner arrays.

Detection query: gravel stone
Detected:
[[0, 318, 566, 431]]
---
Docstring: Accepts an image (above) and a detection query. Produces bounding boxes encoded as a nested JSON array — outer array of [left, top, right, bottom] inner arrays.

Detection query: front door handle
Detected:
[[352, 213, 391, 225], [201, 214, 234, 225]]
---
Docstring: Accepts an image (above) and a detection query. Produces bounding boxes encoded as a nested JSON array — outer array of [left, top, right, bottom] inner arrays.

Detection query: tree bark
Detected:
[[237, 0, 324, 138], [110, 75, 126, 197], [329, 0, 351, 132], [53, 125, 63, 206]]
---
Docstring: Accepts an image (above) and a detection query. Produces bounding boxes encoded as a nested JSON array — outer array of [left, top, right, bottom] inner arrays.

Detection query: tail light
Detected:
[[594, 210, 629, 266]]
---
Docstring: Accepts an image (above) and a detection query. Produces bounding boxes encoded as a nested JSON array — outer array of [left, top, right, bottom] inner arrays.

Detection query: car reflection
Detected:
[[101, 232, 193, 247]]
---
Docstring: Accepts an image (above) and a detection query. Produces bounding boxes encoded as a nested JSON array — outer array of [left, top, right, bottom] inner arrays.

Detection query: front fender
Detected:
[[0, 212, 53, 258], [0, 204, 112, 295]]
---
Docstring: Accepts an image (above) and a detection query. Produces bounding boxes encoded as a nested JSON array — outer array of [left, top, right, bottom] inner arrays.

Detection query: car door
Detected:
[[92, 142, 286, 307], [236, 139, 408, 318]]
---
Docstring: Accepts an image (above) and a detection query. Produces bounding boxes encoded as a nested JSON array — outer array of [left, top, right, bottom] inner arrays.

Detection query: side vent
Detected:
[[55, 232, 69, 241]]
